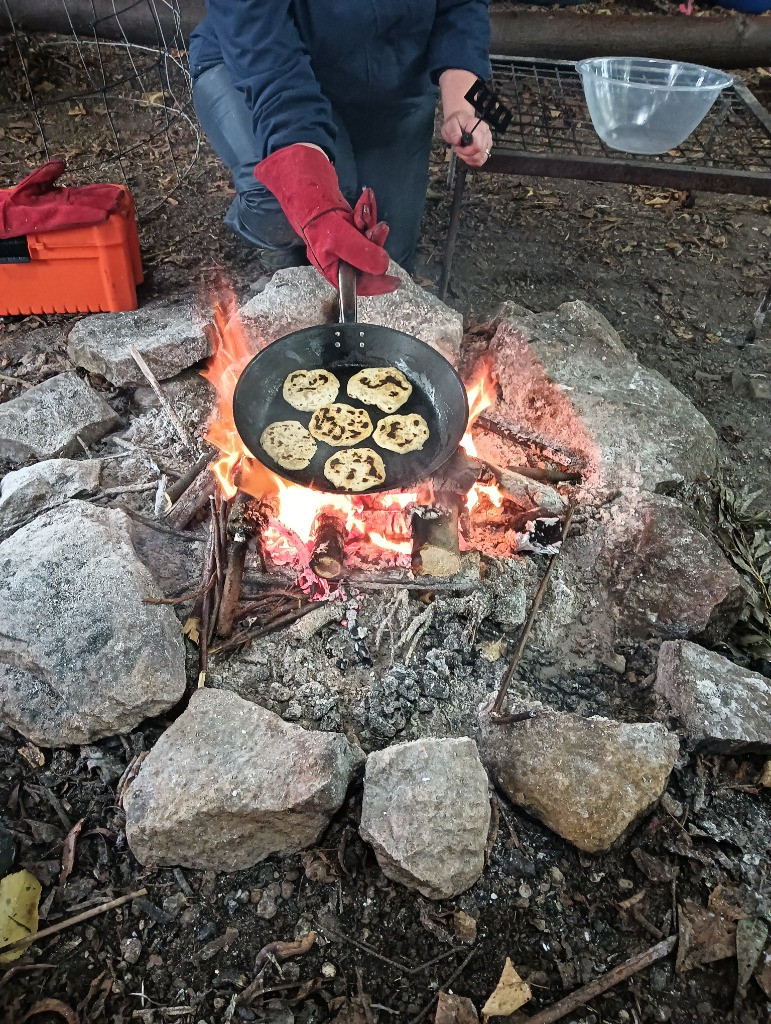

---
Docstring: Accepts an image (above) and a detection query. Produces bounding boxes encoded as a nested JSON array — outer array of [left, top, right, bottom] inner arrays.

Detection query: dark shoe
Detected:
[[257, 245, 309, 271]]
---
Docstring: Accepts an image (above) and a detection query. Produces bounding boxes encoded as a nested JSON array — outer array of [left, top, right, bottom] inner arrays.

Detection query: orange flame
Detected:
[[460, 359, 504, 510]]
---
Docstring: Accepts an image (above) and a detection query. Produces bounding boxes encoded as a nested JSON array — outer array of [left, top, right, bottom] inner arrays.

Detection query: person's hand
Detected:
[[441, 110, 493, 168], [254, 144, 399, 296]]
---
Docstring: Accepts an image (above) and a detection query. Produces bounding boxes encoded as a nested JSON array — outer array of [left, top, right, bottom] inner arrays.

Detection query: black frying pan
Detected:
[[232, 264, 469, 494]]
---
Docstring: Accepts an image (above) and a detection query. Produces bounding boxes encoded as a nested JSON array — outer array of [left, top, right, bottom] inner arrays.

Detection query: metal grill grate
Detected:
[[488, 56, 771, 188]]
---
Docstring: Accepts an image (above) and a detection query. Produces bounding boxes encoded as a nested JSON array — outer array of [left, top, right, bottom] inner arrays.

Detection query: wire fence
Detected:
[[0, 0, 200, 216]]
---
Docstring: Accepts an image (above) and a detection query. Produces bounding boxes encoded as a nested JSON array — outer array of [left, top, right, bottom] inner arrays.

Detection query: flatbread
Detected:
[[260, 420, 317, 470], [324, 448, 386, 492], [373, 413, 430, 454], [309, 403, 373, 446], [347, 367, 412, 413], [282, 369, 340, 411]]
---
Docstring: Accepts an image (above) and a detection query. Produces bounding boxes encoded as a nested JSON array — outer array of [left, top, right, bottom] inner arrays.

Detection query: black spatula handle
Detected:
[[338, 261, 358, 324]]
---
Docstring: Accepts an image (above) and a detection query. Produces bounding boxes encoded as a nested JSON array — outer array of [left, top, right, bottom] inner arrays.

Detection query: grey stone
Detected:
[[0, 373, 120, 463], [359, 737, 490, 899], [67, 301, 211, 387], [478, 701, 679, 852], [124, 688, 364, 871], [0, 501, 186, 746], [236, 263, 463, 363], [655, 640, 771, 753], [120, 937, 142, 965], [595, 493, 743, 641], [484, 301, 719, 499], [0, 458, 101, 541]]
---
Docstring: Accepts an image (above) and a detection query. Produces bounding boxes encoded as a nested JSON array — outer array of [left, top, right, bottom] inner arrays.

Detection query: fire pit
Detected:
[[161, 282, 584, 697]]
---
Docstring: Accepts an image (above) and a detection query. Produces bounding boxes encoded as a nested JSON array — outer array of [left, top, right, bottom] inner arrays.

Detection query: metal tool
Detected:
[[460, 78, 514, 147]]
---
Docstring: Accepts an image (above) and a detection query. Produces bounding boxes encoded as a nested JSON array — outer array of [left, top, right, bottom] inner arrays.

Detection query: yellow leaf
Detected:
[[0, 870, 42, 963], [481, 958, 532, 1019], [68, 103, 86, 116], [182, 616, 200, 645]]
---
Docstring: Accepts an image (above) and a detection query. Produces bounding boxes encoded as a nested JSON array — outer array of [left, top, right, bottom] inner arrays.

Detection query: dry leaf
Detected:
[[182, 616, 200, 644], [19, 998, 79, 1024], [436, 991, 479, 1024], [481, 958, 531, 1018], [68, 103, 86, 116], [18, 743, 45, 769], [0, 870, 42, 963], [735, 918, 768, 1002], [59, 817, 85, 887], [755, 950, 771, 997], [453, 909, 478, 945], [676, 900, 736, 974], [759, 761, 771, 788]]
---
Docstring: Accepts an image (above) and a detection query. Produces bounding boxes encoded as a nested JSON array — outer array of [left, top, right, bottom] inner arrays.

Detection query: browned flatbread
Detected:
[[373, 413, 429, 454], [309, 403, 373, 446], [260, 420, 317, 470], [347, 367, 412, 413], [282, 369, 339, 411], [324, 448, 386, 492]]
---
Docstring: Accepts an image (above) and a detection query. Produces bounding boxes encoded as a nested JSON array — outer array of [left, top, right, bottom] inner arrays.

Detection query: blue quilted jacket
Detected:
[[190, 0, 490, 160]]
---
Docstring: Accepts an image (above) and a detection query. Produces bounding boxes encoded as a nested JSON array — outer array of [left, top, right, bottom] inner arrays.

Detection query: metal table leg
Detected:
[[438, 159, 469, 301]]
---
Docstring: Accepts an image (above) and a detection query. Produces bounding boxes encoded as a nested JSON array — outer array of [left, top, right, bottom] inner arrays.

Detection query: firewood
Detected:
[[411, 493, 463, 578], [165, 465, 216, 530], [310, 510, 348, 580]]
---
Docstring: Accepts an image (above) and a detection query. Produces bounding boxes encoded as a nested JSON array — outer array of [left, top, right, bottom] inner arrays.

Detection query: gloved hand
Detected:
[[0, 160, 124, 239], [254, 144, 400, 296]]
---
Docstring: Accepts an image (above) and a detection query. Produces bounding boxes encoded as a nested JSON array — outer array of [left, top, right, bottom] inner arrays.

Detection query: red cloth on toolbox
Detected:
[[0, 161, 124, 239], [254, 144, 400, 296]]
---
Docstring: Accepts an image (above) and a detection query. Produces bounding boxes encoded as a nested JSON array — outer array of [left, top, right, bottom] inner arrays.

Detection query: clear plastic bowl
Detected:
[[576, 57, 732, 154]]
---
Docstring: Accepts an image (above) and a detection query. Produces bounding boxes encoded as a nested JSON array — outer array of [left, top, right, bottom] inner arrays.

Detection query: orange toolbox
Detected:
[[0, 185, 143, 316]]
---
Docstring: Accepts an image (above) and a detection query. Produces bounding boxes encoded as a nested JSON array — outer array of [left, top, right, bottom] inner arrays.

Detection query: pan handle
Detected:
[[338, 261, 358, 325]]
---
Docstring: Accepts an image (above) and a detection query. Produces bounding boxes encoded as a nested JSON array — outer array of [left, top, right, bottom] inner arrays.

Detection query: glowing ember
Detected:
[[201, 286, 507, 582]]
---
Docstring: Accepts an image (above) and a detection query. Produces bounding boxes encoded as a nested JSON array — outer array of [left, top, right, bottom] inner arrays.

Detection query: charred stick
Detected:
[[310, 510, 348, 580], [129, 345, 197, 455], [491, 501, 576, 719], [411, 493, 463, 578], [166, 452, 213, 505], [476, 414, 574, 469], [0, 889, 148, 957], [216, 493, 256, 638], [525, 936, 676, 1024], [504, 465, 582, 485], [209, 603, 316, 656], [165, 466, 217, 530]]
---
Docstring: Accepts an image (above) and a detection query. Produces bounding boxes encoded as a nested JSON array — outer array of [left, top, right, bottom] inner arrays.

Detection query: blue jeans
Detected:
[[192, 63, 436, 273]]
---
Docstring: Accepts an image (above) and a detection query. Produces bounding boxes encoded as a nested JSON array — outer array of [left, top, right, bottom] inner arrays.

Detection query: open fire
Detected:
[[201, 289, 508, 588]]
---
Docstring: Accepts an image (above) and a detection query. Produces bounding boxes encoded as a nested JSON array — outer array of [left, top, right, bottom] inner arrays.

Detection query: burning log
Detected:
[[216, 492, 258, 638], [411, 494, 463, 578], [165, 463, 216, 530], [165, 451, 214, 506], [310, 510, 348, 581]]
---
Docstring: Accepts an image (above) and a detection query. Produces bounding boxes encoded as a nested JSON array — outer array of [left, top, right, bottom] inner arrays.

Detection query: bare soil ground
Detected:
[[1, 25, 770, 1024]]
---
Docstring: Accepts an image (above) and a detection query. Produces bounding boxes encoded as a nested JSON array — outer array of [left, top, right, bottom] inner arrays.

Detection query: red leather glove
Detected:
[[254, 145, 400, 296], [0, 161, 124, 239]]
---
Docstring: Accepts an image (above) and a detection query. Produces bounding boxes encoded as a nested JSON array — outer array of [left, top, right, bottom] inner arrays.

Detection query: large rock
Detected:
[[0, 501, 186, 746], [594, 493, 743, 641], [655, 641, 771, 753], [480, 301, 719, 498], [359, 738, 490, 899], [0, 459, 101, 541], [235, 264, 464, 362], [67, 300, 210, 387], [478, 702, 679, 852], [124, 688, 364, 871], [0, 373, 120, 463]]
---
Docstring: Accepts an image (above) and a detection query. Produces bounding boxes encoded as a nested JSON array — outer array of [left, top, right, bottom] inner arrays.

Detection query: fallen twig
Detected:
[[0, 888, 147, 957], [166, 452, 212, 505], [0, 372, 33, 389], [209, 602, 315, 656], [59, 817, 85, 887], [255, 931, 316, 968], [408, 947, 478, 1024], [490, 501, 576, 720], [525, 935, 677, 1024], [324, 928, 461, 977], [129, 345, 197, 454]]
